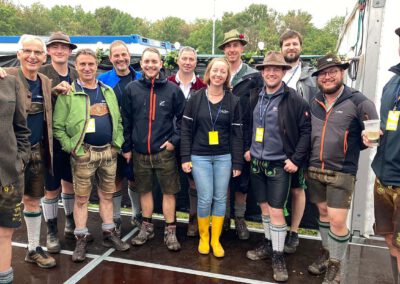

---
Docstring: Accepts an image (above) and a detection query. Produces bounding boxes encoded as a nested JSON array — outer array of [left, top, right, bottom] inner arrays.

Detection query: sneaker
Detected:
[[72, 235, 87, 263], [131, 221, 155, 246], [246, 239, 272, 260], [114, 218, 122, 238], [164, 225, 181, 251], [308, 248, 329, 275], [284, 231, 299, 254], [272, 251, 288, 282], [322, 259, 341, 284], [187, 214, 199, 237], [46, 218, 61, 253], [25, 246, 56, 268], [235, 217, 249, 240], [102, 228, 130, 251]]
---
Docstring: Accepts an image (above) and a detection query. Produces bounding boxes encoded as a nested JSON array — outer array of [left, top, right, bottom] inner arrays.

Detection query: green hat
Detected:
[[218, 29, 248, 50]]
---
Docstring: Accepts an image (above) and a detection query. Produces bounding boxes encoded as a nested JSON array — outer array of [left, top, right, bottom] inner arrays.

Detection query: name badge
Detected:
[[86, 118, 96, 133], [209, 131, 219, 145], [255, 127, 264, 142], [386, 111, 400, 131]]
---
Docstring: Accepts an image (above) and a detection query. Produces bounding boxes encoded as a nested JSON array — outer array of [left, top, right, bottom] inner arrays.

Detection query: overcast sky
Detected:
[[14, 0, 356, 28]]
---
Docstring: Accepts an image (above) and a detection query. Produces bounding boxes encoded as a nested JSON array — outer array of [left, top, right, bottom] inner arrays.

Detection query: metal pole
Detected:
[[212, 0, 216, 55]]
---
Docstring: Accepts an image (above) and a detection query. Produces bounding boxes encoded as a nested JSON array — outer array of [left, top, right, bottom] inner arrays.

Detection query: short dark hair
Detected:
[[75, 48, 97, 62], [279, 30, 303, 47]]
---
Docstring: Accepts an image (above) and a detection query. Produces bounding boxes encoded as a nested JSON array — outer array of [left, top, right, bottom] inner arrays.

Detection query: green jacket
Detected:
[[53, 80, 123, 156]]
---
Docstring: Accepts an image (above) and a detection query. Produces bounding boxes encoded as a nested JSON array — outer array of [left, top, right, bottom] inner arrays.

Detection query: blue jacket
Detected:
[[372, 63, 400, 186], [97, 66, 142, 88]]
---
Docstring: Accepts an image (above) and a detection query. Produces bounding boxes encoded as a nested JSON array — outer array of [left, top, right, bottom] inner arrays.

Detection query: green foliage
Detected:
[[0, 2, 344, 57], [163, 50, 179, 70]]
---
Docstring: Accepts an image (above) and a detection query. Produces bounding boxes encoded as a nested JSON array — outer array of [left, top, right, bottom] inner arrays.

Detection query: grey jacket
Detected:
[[0, 75, 30, 185], [296, 64, 318, 104]]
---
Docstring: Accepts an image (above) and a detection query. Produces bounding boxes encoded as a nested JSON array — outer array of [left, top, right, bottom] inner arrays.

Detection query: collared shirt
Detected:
[[230, 63, 243, 85], [283, 62, 301, 89], [323, 85, 344, 112], [175, 72, 197, 99]]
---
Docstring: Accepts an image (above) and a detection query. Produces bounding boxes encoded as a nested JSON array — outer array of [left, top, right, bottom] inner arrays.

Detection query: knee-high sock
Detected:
[[270, 223, 287, 252], [261, 215, 271, 240], [113, 190, 123, 220], [24, 211, 42, 251], [61, 193, 75, 216], [328, 229, 350, 262], [41, 197, 59, 222], [128, 186, 141, 219], [318, 220, 330, 250], [234, 202, 246, 218]]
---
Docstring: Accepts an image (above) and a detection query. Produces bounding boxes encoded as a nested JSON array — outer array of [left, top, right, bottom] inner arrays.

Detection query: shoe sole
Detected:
[[246, 253, 268, 261], [102, 241, 130, 251], [308, 266, 327, 275], [284, 245, 297, 254], [25, 257, 56, 269], [47, 247, 61, 254]]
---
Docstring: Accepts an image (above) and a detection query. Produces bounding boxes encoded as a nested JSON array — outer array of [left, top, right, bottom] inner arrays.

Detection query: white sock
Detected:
[[270, 223, 287, 252], [128, 187, 141, 219], [113, 191, 123, 220], [41, 197, 58, 221], [24, 211, 42, 251], [61, 193, 74, 216], [261, 215, 271, 240]]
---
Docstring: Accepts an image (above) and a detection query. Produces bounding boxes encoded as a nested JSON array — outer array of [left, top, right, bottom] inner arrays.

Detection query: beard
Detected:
[[284, 53, 300, 63], [318, 79, 343, 95]]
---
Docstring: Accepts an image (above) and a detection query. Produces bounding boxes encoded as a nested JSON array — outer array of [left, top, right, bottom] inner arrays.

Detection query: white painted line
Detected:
[[105, 256, 274, 284], [349, 242, 388, 250], [64, 227, 138, 284]]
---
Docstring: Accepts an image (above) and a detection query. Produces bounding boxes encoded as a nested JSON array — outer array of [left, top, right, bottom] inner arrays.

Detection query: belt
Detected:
[[83, 143, 111, 152]]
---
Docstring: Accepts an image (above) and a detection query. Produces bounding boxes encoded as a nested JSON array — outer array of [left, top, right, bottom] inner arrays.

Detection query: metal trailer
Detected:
[[337, 0, 400, 237]]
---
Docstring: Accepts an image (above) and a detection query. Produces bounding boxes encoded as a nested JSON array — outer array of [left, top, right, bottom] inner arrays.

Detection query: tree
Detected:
[[0, 1, 19, 35], [148, 17, 189, 44], [186, 19, 224, 54], [16, 2, 54, 35]]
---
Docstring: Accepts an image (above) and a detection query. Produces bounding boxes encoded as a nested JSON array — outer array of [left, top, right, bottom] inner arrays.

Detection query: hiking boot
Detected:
[[102, 228, 130, 251], [64, 213, 76, 240], [46, 218, 61, 253], [72, 235, 87, 263], [235, 217, 249, 240], [131, 221, 155, 246], [271, 251, 288, 282], [284, 231, 299, 254], [308, 248, 329, 275], [114, 218, 122, 238], [322, 259, 341, 284], [25, 246, 56, 268], [187, 214, 199, 237], [164, 225, 181, 251], [246, 239, 272, 260], [223, 217, 231, 232]]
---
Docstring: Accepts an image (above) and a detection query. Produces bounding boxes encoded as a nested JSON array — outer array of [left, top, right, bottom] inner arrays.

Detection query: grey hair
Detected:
[[178, 46, 197, 60], [18, 34, 46, 54]]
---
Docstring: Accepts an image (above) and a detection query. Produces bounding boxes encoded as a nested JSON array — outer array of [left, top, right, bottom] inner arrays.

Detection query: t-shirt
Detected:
[[59, 72, 71, 84], [83, 86, 113, 146], [114, 73, 134, 107], [27, 78, 44, 145], [192, 94, 231, 156]]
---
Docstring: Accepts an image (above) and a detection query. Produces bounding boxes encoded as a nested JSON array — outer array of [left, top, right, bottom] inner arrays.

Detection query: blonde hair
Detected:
[[203, 57, 231, 89]]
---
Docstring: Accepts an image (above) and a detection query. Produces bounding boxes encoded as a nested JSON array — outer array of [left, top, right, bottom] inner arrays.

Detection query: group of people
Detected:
[[0, 25, 399, 284]]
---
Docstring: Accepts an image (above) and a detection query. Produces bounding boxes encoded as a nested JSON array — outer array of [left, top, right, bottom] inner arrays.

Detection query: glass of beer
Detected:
[[363, 119, 381, 146]]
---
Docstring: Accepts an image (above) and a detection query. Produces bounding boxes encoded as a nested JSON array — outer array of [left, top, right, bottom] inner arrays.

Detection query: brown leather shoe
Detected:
[[187, 214, 199, 237], [72, 235, 87, 263], [25, 247, 56, 268]]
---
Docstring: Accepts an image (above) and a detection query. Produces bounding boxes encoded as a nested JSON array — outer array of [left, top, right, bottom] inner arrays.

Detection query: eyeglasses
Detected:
[[20, 49, 45, 56], [318, 69, 339, 78]]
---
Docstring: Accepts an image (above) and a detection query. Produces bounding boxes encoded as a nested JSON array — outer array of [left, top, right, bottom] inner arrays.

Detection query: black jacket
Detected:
[[372, 63, 400, 186], [180, 88, 244, 171], [121, 74, 185, 154], [244, 84, 311, 167]]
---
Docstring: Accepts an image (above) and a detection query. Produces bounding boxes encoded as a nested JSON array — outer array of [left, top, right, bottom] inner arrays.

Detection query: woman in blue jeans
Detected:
[[180, 57, 243, 257]]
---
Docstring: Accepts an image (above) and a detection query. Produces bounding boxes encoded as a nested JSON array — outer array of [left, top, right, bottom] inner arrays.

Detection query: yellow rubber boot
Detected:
[[197, 216, 210, 254], [211, 216, 225, 258]]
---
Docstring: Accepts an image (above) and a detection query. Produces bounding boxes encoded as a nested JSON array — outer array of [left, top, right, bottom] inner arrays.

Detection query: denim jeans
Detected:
[[191, 154, 231, 217]]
